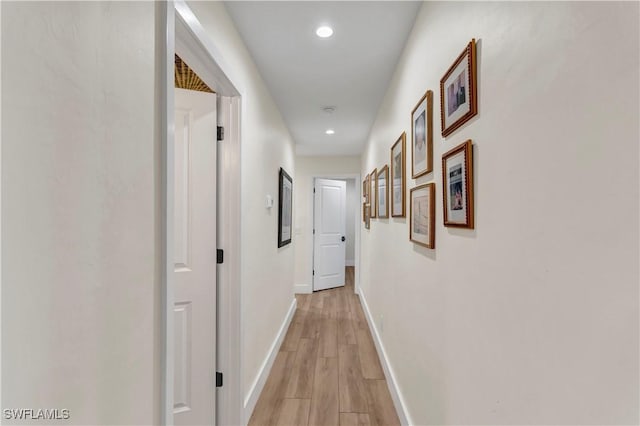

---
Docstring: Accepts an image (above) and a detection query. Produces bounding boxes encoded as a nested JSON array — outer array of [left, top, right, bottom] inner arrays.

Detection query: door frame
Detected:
[[161, 2, 243, 425], [310, 174, 361, 294]]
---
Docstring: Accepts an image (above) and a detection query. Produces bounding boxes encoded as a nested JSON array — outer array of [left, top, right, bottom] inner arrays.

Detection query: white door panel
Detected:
[[313, 179, 346, 291], [174, 88, 217, 426]]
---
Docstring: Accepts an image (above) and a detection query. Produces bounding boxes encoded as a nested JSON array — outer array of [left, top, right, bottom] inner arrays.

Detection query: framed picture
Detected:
[[364, 203, 370, 229], [370, 168, 377, 218], [442, 140, 474, 228], [440, 39, 477, 137], [278, 167, 293, 247], [390, 132, 406, 217], [363, 175, 369, 203], [377, 165, 389, 218], [410, 183, 435, 248], [411, 90, 433, 178]]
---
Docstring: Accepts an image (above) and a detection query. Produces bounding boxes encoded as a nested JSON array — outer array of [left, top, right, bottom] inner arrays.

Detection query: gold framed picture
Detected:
[[440, 39, 478, 137], [442, 140, 474, 228], [410, 183, 435, 248], [377, 165, 389, 219], [390, 132, 406, 217], [411, 90, 433, 178]]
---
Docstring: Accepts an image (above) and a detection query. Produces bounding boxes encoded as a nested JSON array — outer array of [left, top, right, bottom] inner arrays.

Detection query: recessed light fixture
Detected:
[[322, 106, 336, 114], [325, 129, 335, 135], [316, 26, 333, 38]]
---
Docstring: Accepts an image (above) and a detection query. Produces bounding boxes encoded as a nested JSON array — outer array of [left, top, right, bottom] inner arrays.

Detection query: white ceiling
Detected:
[[224, 1, 422, 156]]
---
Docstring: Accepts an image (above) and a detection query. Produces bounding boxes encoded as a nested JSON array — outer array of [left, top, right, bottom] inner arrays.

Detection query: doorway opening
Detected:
[[163, 2, 242, 425], [312, 176, 360, 295]]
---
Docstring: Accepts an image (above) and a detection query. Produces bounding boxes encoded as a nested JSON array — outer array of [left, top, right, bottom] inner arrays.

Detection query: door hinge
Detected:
[[313, 229, 315, 235], [217, 249, 224, 264], [217, 126, 224, 141], [313, 269, 315, 276], [216, 372, 223, 388], [313, 187, 315, 193]]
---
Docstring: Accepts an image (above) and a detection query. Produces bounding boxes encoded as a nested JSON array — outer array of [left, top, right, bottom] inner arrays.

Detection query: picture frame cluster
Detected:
[[363, 38, 477, 250]]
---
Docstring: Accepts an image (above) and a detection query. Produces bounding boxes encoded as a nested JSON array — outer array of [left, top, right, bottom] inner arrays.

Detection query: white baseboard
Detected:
[[346, 259, 355, 267], [358, 290, 412, 426], [294, 283, 312, 294], [243, 298, 297, 425]]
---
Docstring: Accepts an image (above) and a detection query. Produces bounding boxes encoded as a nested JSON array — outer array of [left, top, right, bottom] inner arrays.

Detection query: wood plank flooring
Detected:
[[248, 267, 400, 426]]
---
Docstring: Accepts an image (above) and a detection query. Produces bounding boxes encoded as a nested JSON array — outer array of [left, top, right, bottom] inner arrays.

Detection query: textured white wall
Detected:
[[2, 2, 159, 424], [361, 2, 639, 425], [293, 155, 361, 291], [187, 1, 296, 411]]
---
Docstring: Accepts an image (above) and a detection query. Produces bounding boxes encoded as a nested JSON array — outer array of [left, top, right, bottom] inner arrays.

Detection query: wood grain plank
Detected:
[[356, 329, 384, 379], [308, 357, 339, 426], [285, 338, 319, 398], [281, 311, 305, 352], [248, 351, 296, 426], [337, 311, 357, 345], [276, 399, 311, 426], [301, 309, 322, 339], [364, 380, 400, 426], [340, 413, 371, 426], [338, 344, 368, 413], [319, 318, 338, 358]]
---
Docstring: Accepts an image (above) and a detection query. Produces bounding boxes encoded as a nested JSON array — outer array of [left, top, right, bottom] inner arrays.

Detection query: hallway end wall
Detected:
[[187, 1, 296, 417], [361, 2, 639, 425], [294, 155, 361, 293]]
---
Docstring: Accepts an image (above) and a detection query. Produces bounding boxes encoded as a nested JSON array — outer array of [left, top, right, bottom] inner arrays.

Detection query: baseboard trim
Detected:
[[243, 298, 297, 425], [294, 283, 312, 294], [358, 290, 412, 426], [346, 259, 355, 267]]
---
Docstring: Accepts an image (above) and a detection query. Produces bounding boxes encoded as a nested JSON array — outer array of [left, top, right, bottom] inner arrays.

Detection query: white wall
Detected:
[[361, 2, 639, 425], [2, 2, 160, 424], [187, 1, 296, 415], [344, 179, 356, 265], [294, 155, 361, 293]]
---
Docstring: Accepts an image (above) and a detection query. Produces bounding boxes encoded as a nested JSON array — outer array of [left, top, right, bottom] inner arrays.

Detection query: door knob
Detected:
[[341, 236, 345, 242]]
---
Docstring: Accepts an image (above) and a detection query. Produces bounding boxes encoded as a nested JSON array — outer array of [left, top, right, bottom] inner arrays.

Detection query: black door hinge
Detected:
[[217, 126, 224, 141], [217, 249, 224, 264], [313, 187, 315, 193], [313, 269, 315, 276], [313, 229, 315, 235], [216, 372, 223, 387]]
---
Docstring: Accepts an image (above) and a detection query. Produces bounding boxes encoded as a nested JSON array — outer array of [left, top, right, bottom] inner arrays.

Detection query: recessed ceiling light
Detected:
[[322, 106, 336, 114], [316, 26, 333, 38], [326, 129, 335, 135]]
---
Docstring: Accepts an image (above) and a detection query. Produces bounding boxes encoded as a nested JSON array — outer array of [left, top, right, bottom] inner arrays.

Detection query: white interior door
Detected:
[[313, 178, 347, 291], [174, 88, 217, 425]]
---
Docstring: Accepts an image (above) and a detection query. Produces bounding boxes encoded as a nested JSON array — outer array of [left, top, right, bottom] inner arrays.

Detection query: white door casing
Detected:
[[174, 88, 217, 425], [313, 178, 347, 291]]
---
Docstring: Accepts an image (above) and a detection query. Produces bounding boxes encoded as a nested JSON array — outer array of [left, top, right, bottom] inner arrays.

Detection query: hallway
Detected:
[[249, 268, 400, 426]]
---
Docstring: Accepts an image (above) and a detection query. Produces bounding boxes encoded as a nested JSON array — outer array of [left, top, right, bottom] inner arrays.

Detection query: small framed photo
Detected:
[[440, 39, 477, 137], [377, 165, 389, 218], [390, 132, 406, 217], [410, 183, 435, 248], [363, 174, 369, 204], [278, 167, 293, 247], [370, 168, 377, 218], [364, 203, 370, 229], [411, 90, 433, 178], [442, 140, 474, 228]]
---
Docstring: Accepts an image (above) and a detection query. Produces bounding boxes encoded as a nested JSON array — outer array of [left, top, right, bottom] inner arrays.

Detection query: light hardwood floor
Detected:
[[248, 267, 400, 426]]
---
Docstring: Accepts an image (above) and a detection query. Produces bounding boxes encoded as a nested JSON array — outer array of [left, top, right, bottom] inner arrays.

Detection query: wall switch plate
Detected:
[[266, 195, 273, 209]]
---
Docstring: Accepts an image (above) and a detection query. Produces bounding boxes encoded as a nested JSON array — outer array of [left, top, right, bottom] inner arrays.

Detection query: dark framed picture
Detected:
[[442, 140, 474, 228], [411, 90, 433, 178], [440, 39, 477, 137], [278, 167, 293, 247], [377, 165, 389, 219], [410, 183, 435, 248], [364, 203, 370, 229], [390, 132, 406, 217], [370, 168, 377, 218]]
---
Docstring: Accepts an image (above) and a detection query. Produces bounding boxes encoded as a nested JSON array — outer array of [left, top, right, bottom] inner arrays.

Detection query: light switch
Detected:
[[266, 195, 274, 209]]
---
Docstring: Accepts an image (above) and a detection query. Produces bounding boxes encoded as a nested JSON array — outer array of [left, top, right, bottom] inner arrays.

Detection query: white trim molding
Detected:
[[294, 284, 312, 294], [358, 290, 412, 426], [243, 298, 297, 425]]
